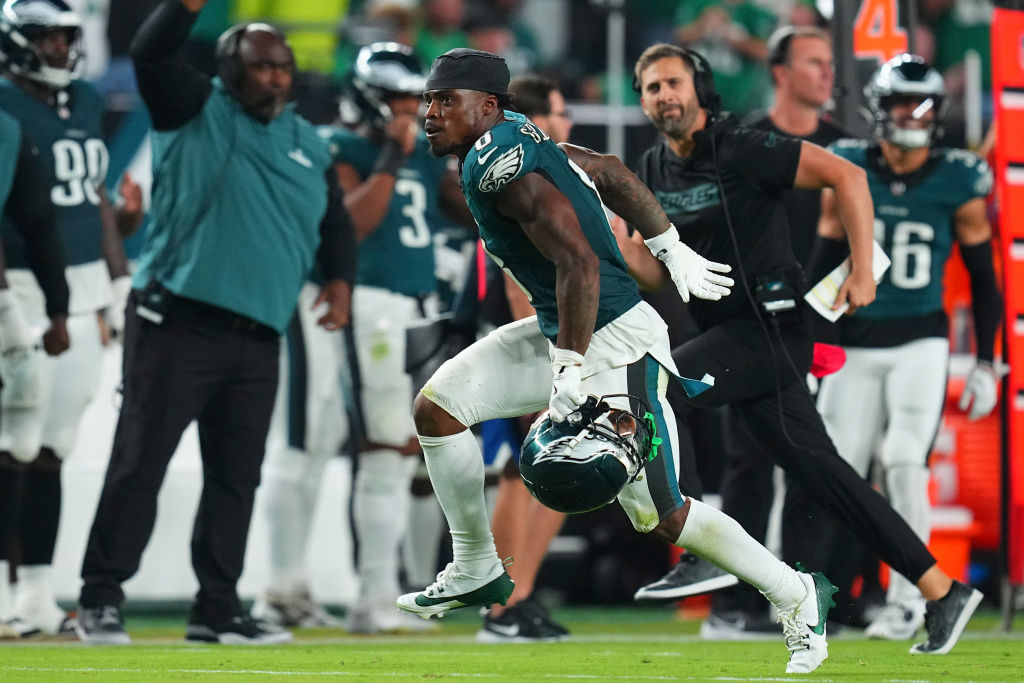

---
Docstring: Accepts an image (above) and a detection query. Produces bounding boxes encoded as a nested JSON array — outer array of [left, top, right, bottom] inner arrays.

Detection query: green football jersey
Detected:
[[323, 128, 448, 297], [830, 139, 993, 320], [0, 77, 107, 268], [462, 111, 641, 341], [0, 109, 20, 209]]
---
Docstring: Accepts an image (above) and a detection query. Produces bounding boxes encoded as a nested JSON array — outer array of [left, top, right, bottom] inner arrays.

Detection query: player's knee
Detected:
[[879, 428, 928, 470], [646, 506, 686, 543], [412, 391, 463, 437]]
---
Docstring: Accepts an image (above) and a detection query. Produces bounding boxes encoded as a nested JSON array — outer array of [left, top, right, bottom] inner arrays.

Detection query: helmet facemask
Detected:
[[340, 41, 425, 128], [1, 0, 83, 89], [865, 54, 945, 150]]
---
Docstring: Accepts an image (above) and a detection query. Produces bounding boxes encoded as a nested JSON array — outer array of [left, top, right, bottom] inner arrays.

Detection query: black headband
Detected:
[[425, 48, 509, 95]]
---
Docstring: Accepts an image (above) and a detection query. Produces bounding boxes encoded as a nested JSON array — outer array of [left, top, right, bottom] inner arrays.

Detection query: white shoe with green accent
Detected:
[[396, 562, 514, 619], [779, 565, 837, 674]]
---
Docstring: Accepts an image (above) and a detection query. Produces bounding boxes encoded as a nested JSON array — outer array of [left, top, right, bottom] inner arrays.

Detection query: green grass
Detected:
[[2, 607, 1022, 682]]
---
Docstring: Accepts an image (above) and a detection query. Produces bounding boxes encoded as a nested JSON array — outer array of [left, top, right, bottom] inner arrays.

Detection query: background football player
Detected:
[[0, 101, 71, 640], [0, 0, 130, 637], [815, 54, 1002, 641], [249, 276, 352, 628], [321, 41, 472, 633]]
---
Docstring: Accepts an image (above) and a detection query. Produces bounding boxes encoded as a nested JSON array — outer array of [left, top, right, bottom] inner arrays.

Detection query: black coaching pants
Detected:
[[80, 291, 279, 623], [670, 307, 936, 585]]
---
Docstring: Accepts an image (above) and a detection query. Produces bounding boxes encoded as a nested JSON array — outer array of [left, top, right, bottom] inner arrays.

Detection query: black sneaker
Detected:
[[910, 581, 982, 655], [633, 553, 739, 601], [75, 605, 130, 645], [517, 595, 569, 638], [699, 610, 781, 641], [186, 614, 293, 645], [475, 601, 567, 643]]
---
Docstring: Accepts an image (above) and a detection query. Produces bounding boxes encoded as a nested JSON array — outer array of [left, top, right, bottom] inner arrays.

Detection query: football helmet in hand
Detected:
[[519, 395, 660, 514]]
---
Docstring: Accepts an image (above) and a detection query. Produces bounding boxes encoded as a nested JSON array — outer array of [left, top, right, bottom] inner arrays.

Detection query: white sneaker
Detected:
[[251, 587, 341, 628], [14, 592, 74, 636], [346, 602, 439, 634], [778, 567, 836, 674], [866, 602, 925, 640], [396, 562, 514, 619]]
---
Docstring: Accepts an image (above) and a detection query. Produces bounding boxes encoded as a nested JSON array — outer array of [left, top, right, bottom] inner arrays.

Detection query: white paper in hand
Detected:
[[804, 241, 891, 322]]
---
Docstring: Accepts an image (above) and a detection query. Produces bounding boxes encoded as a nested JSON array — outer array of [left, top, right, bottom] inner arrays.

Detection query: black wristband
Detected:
[[372, 139, 408, 177]]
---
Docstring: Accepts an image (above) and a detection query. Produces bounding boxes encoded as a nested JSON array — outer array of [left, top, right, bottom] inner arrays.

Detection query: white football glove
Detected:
[[958, 361, 1007, 421], [107, 275, 133, 341], [644, 225, 734, 303], [0, 346, 45, 409], [549, 348, 586, 423]]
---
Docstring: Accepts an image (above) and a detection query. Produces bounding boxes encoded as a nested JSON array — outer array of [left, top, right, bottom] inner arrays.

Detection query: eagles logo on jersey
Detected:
[[460, 111, 641, 342], [478, 143, 523, 192], [520, 395, 657, 515]]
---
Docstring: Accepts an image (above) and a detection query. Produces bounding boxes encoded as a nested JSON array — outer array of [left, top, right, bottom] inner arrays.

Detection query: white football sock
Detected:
[[14, 564, 65, 634], [353, 450, 416, 600], [0, 560, 12, 620], [403, 490, 446, 587], [261, 446, 326, 592], [886, 465, 931, 608], [676, 498, 805, 612], [418, 430, 498, 578]]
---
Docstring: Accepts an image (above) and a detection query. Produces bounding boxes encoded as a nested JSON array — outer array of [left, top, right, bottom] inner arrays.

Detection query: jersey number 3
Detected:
[[396, 178, 431, 248]]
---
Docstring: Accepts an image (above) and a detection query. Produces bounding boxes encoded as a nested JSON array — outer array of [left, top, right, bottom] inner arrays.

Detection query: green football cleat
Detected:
[[397, 563, 514, 619], [780, 564, 837, 674]]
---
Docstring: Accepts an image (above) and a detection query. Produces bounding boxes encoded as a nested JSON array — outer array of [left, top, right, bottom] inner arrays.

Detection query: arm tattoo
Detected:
[[560, 143, 669, 239]]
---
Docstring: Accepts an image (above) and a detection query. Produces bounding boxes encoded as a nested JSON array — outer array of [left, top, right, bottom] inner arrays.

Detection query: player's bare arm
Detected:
[[558, 143, 671, 239], [335, 160, 400, 239], [97, 185, 129, 281], [609, 216, 670, 291], [494, 172, 598, 356], [953, 196, 992, 246], [795, 141, 875, 312]]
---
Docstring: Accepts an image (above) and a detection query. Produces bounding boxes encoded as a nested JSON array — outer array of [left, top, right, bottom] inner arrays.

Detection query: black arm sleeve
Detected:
[[316, 167, 357, 286], [5, 136, 69, 318], [130, 0, 212, 131], [960, 240, 1003, 363]]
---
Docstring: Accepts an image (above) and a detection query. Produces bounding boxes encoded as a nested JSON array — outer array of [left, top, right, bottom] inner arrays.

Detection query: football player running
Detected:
[[401, 47, 837, 675], [0, 0, 129, 637], [815, 54, 1001, 642], [320, 42, 473, 634]]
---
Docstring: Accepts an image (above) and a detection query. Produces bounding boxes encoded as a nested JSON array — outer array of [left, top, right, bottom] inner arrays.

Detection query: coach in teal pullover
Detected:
[[78, 0, 356, 645]]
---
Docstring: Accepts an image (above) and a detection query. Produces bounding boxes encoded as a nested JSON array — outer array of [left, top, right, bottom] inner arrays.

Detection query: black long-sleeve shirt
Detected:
[[4, 135, 70, 317], [130, 0, 357, 288]]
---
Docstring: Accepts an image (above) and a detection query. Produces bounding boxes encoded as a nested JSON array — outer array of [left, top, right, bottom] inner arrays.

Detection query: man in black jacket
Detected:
[[610, 42, 980, 657]]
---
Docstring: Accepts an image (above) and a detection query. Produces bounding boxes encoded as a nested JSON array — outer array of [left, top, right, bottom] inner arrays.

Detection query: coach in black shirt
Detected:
[[702, 26, 855, 634], [626, 43, 980, 655]]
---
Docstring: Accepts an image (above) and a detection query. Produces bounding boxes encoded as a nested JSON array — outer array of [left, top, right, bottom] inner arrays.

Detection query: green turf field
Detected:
[[2, 607, 1022, 682]]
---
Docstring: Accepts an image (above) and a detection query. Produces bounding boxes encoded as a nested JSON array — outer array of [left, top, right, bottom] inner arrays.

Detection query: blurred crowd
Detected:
[[73, 0, 993, 134]]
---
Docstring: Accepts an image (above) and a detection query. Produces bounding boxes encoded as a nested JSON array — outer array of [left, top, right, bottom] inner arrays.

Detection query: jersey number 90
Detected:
[[51, 138, 109, 208]]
